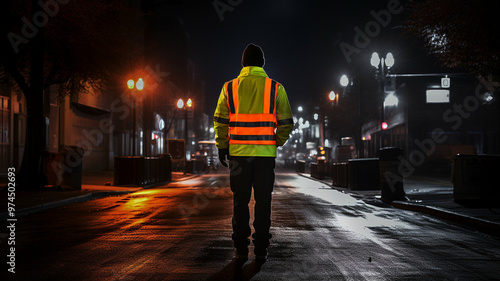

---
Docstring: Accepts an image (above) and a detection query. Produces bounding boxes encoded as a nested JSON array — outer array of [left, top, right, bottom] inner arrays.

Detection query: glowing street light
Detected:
[[371, 52, 394, 72], [340, 75, 349, 87], [385, 52, 395, 68], [370, 52, 396, 144], [177, 98, 193, 165], [177, 98, 184, 109], [384, 93, 399, 107], [136, 78, 144, 91], [127, 79, 135, 89], [329, 91, 336, 101], [128, 78, 145, 155], [371, 52, 381, 68]]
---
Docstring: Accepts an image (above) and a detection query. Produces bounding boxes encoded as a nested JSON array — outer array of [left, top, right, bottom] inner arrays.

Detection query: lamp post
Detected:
[[371, 52, 394, 79], [371, 52, 395, 147], [177, 98, 192, 162], [296, 106, 303, 147], [128, 78, 144, 155], [339, 74, 363, 158]]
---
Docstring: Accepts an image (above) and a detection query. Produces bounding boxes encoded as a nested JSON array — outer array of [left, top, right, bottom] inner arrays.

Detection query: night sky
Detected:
[[179, 0, 428, 114]]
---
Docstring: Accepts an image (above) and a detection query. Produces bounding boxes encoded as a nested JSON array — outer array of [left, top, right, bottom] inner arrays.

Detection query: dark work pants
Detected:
[[229, 156, 275, 252]]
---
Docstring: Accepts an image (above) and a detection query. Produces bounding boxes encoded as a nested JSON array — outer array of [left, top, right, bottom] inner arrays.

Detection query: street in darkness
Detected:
[[3, 170, 500, 280], [2, 1, 500, 280]]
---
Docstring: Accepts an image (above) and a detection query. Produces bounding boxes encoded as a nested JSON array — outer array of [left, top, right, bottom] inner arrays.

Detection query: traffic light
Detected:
[[381, 122, 388, 130]]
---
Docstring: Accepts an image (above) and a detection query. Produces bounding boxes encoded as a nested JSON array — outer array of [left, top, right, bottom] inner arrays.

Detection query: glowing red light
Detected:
[[381, 122, 388, 130]]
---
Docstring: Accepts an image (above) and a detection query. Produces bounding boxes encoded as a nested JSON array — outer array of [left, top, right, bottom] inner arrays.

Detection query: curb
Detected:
[[0, 190, 135, 221], [391, 201, 500, 237]]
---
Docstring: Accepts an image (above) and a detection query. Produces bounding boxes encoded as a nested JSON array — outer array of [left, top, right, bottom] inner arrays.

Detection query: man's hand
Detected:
[[218, 148, 230, 167]]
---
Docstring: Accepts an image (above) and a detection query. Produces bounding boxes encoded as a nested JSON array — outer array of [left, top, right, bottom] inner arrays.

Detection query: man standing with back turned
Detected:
[[213, 43, 294, 261]]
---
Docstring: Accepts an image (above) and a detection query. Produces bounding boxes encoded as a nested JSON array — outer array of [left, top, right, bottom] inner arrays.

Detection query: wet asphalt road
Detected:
[[3, 169, 500, 280]]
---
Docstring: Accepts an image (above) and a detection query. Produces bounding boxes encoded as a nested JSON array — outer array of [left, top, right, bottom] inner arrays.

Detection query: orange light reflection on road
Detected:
[[124, 197, 149, 211], [122, 189, 171, 211], [133, 190, 163, 196]]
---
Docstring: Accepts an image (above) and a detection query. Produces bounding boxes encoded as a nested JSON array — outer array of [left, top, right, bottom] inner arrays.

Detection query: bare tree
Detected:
[[405, 0, 500, 78], [405, 0, 500, 153], [1, 0, 143, 189]]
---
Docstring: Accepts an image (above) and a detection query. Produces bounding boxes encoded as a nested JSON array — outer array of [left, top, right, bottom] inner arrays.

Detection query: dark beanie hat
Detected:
[[241, 43, 265, 67]]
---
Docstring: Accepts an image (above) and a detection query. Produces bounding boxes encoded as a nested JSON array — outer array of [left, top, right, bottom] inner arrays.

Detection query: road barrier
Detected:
[[348, 158, 380, 190], [330, 162, 348, 187], [296, 160, 306, 173], [311, 160, 327, 180], [185, 159, 206, 174], [379, 147, 406, 202], [310, 163, 319, 179], [338, 162, 348, 187], [453, 154, 500, 206], [114, 154, 172, 186], [331, 162, 339, 186], [307, 150, 406, 196]]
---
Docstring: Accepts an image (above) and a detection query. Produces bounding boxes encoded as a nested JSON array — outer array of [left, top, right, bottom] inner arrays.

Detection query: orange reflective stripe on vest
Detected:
[[225, 78, 279, 145]]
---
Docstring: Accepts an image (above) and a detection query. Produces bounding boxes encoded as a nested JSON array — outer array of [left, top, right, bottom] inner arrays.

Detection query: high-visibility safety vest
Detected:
[[225, 77, 278, 145], [214, 66, 294, 157]]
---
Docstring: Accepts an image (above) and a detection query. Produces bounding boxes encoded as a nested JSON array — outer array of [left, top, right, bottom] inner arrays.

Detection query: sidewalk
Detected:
[[299, 172, 500, 237], [393, 177, 500, 236], [0, 171, 200, 221]]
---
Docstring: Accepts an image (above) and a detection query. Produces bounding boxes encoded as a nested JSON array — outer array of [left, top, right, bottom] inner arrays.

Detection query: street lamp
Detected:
[[339, 74, 351, 100], [370, 51, 396, 105], [384, 92, 399, 107], [371, 52, 395, 148], [371, 52, 394, 77], [177, 98, 193, 163], [329, 91, 336, 102], [136, 78, 144, 90], [177, 98, 184, 109], [128, 78, 144, 155], [338, 74, 363, 157], [340, 74, 349, 87]]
